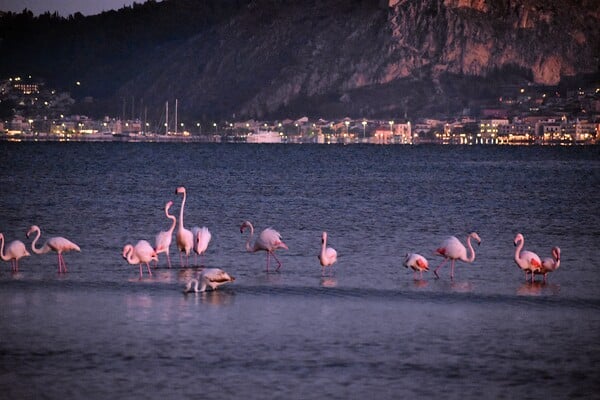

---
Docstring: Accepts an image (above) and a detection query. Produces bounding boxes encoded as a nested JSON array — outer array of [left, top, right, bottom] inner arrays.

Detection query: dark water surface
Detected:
[[0, 143, 599, 399]]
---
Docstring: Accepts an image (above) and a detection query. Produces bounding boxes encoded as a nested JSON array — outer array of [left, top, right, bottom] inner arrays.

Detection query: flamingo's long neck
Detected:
[[30, 228, 47, 255], [124, 246, 138, 264], [464, 235, 476, 263], [166, 206, 177, 235], [514, 238, 524, 264], [179, 191, 186, 232], [320, 236, 327, 259], [553, 249, 561, 268], [0, 235, 8, 261], [244, 223, 255, 252]]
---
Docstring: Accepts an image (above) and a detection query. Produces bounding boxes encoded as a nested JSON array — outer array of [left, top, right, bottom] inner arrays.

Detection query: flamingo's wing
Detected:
[[196, 227, 212, 253], [48, 236, 80, 252], [258, 228, 287, 250], [416, 257, 429, 270]]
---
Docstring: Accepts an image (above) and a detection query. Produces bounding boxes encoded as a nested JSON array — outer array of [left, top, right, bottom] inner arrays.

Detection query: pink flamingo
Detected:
[[513, 233, 542, 283], [240, 220, 288, 272], [317, 231, 337, 273], [175, 186, 194, 267], [183, 268, 235, 293], [27, 225, 80, 273], [434, 232, 481, 279], [0, 233, 30, 272], [154, 200, 176, 268], [537, 246, 561, 282], [123, 240, 157, 278], [403, 253, 429, 280], [192, 226, 211, 266]]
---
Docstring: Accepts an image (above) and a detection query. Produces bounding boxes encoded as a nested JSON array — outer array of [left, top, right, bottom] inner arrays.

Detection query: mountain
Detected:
[[1, 0, 598, 121]]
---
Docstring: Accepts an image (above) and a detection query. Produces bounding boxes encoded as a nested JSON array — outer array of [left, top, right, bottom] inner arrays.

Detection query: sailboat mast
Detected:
[[175, 98, 178, 135], [165, 101, 169, 135]]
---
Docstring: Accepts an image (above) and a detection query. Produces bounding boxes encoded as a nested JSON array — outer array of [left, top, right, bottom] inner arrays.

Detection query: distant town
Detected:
[[1, 75, 599, 145]]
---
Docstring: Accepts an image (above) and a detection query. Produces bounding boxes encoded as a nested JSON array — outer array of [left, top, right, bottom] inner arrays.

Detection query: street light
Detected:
[[362, 120, 367, 140], [344, 120, 349, 137], [389, 120, 394, 144], [196, 122, 201, 135]]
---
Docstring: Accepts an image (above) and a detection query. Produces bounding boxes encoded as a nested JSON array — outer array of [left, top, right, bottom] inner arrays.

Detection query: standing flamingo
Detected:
[[27, 225, 80, 273], [123, 240, 157, 278], [192, 226, 211, 266], [0, 233, 30, 272], [240, 220, 288, 272], [175, 186, 194, 267], [403, 253, 429, 280], [154, 200, 176, 268], [317, 231, 337, 273], [513, 233, 542, 283], [183, 268, 235, 293], [537, 246, 561, 282], [434, 232, 481, 279]]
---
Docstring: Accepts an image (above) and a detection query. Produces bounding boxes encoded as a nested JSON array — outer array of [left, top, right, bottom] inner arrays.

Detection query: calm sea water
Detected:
[[0, 142, 599, 399]]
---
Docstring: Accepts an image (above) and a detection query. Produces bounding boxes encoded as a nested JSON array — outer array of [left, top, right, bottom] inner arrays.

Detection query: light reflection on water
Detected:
[[0, 143, 598, 399]]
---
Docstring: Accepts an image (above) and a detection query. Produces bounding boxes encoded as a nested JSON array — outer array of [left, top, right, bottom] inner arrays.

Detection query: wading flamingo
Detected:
[[513, 233, 542, 283], [0, 233, 30, 272], [123, 240, 157, 278], [175, 186, 194, 267], [403, 253, 429, 280], [537, 246, 561, 282], [154, 200, 176, 268], [240, 220, 288, 272], [318, 231, 337, 273], [434, 232, 481, 279], [183, 268, 235, 293], [27, 225, 80, 273], [192, 226, 211, 266]]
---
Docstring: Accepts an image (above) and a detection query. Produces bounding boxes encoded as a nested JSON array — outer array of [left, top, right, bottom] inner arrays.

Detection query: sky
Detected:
[[0, 0, 147, 16]]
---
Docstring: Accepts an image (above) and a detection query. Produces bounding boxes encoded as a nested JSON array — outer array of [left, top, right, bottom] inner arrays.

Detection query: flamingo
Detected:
[[183, 268, 235, 293], [123, 240, 157, 278], [537, 246, 561, 282], [513, 233, 542, 283], [317, 231, 337, 272], [192, 226, 211, 266], [240, 220, 288, 272], [154, 200, 176, 268], [434, 232, 481, 279], [0, 233, 30, 272], [26, 225, 80, 273], [403, 253, 429, 280], [175, 186, 194, 267]]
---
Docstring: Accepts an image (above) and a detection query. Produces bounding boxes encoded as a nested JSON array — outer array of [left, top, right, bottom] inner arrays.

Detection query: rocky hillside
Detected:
[[2, 0, 598, 120]]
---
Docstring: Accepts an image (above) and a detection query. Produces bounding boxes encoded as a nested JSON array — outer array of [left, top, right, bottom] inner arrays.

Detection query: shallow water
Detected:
[[0, 143, 599, 399]]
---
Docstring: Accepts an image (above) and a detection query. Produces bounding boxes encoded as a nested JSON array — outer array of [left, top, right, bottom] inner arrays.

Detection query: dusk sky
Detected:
[[0, 0, 147, 16]]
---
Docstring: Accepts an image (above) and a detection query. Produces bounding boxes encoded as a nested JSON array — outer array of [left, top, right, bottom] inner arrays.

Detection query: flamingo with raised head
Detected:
[[154, 200, 176, 268], [318, 231, 337, 272], [175, 186, 194, 267], [0, 233, 30, 272], [27, 225, 80, 273], [192, 226, 211, 266], [240, 220, 288, 272], [513, 233, 542, 283], [183, 267, 235, 293], [403, 253, 429, 280], [123, 240, 157, 278], [538, 246, 561, 282], [434, 232, 481, 279]]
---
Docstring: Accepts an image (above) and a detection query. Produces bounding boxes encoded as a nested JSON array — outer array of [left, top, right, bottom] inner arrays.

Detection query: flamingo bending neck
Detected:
[[27, 225, 50, 255]]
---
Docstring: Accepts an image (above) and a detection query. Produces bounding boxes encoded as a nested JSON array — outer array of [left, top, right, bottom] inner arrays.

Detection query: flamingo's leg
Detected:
[[166, 252, 172, 269], [146, 262, 152, 276], [139, 263, 143, 278], [433, 258, 448, 278], [272, 252, 283, 271], [450, 260, 455, 280]]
